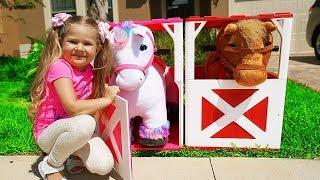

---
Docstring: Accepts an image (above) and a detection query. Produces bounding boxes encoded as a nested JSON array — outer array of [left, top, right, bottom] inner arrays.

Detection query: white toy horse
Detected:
[[107, 22, 171, 147]]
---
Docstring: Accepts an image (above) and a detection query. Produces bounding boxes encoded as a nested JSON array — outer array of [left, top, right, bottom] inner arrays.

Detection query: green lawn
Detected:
[[1, 81, 320, 159], [0, 82, 39, 155]]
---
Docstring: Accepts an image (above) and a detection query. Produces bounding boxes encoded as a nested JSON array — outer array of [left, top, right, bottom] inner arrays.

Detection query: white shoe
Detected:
[[38, 156, 67, 180]]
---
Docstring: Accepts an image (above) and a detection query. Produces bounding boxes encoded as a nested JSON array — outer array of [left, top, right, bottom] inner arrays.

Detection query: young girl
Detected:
[[29, 13, 119, 180]]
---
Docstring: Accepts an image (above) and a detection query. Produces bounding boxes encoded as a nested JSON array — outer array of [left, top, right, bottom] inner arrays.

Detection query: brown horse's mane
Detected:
[[236, 19, 268, 49]]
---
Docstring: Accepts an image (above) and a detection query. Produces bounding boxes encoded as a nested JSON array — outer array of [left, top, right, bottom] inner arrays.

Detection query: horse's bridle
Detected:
[[114, 54, 154, 75], [217, 44, 275, 77], [222, 44, 275, 54]]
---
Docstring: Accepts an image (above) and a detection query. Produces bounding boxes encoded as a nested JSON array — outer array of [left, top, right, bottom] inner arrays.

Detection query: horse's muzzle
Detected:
[[234, 68, 267, 86], [115, 69, 146, 91]]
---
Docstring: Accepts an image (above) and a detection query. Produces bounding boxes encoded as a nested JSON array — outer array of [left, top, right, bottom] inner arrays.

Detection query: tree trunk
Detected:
[[88, 0, 109, 21]]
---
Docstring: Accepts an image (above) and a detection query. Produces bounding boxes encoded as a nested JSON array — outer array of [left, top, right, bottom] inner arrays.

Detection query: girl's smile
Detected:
[[61, 24, 100, 71]]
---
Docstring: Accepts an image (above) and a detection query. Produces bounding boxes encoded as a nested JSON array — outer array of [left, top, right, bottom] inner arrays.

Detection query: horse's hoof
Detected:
[[138, 137, 168, 147]]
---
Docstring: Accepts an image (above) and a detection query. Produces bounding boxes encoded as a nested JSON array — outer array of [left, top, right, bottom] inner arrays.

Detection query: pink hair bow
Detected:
[[52, 13, 71, 27], [98, 21, 111, 43]]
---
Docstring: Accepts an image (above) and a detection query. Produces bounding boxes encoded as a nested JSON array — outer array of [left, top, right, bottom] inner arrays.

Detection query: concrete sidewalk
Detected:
[[1, 155, 320, 180], [267, 54, 320, 91]]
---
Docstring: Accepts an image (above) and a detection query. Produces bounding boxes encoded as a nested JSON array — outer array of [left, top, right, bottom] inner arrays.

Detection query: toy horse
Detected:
[[205, 19, 277, 86], [108, 22, 172, 147]]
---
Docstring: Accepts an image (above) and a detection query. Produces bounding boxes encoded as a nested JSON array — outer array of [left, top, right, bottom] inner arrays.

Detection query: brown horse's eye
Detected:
[[229, 43, 236, 48], [265, 41, 272, 46]]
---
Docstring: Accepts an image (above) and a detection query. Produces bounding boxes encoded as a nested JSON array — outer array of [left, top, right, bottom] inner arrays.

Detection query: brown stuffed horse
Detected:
[[205, 19, 277, 86]]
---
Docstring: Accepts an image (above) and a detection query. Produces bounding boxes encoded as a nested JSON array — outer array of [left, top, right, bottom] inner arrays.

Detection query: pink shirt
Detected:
[[33, 58, 93, 139]]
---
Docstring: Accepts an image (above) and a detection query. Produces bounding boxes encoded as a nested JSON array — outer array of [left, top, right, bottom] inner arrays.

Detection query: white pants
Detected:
[[37, 115, 114, 175]]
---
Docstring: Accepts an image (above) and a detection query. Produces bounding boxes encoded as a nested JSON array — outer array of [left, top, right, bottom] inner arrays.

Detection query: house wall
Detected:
[[211, 0, 229, 17], [17, 5, 46, 44], [0, 9, 19, 56], [118, 0, 152, 21], [117, 0, 163, 21], [0, 4, 45, 56]]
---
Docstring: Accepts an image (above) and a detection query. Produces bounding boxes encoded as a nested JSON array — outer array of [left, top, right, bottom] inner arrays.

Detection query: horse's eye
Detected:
[[265, 41, 272, 46], [140, 44, 148, 51], [229, 43, 236, 48]]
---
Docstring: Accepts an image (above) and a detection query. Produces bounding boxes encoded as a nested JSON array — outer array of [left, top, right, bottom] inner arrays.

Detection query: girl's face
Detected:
[[61, 24, 100, 71]]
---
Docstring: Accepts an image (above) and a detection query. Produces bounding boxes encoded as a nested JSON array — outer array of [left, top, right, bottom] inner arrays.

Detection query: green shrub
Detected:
[[22, 42, 43, 85], [0, 42, 43, 83], [0, 55, 21, 66], [195, 28, 218, 65], [0, 42, 44, 99], [154, 28, 218, 66], [19, 42, 44, 100], [154, 31, 175, 66], [0, 56, 27, 81]]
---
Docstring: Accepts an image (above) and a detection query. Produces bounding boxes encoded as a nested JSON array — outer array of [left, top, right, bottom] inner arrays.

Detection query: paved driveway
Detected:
[[267, 54, 320, 91]]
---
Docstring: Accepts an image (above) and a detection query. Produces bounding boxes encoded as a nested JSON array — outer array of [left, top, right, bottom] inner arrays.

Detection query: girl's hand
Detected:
[[105, 85, 120, 102]]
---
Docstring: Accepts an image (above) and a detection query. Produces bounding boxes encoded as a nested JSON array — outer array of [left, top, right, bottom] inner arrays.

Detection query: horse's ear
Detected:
[[132, 27, 145, 37], [263, 21, 277, 32], [224, 23, 238, 35]]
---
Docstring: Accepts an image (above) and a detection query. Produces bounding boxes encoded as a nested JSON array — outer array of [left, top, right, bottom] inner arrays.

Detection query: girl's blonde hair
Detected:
[[29, 16, 113, 119]]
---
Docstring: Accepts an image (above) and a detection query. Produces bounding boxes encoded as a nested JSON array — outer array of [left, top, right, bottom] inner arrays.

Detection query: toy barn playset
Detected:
[[185, 13, 293, 148], [96, 13, 293, 180]]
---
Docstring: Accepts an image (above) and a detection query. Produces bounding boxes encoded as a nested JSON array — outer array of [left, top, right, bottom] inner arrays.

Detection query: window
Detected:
[[167, 0, 194, 18], [51, 0, 77, 16], [172, 0, 189, 5]]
